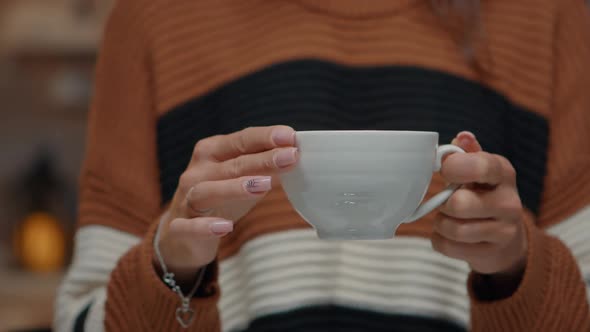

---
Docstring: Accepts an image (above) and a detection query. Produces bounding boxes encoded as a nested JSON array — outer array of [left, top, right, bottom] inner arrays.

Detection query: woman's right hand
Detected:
[[154, 125, 298, 282]]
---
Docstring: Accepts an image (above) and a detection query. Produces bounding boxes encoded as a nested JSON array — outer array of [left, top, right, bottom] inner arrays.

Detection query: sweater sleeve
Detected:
[[54, 1, 221, 331], [468, 1, 590, 331]]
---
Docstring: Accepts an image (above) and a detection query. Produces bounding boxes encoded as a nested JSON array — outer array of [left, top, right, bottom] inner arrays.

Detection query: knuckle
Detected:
[[187, 184, 206, 203], [226, 158, 245, 178], [234, 127, 258, 153], [446, 190, 470, 215], [178, 172, 194, 193], [501, 224, 518, 242], [499, 156, 517, 181], [240, 126, 256, 135], [193, 139, 212, 159], [232, 133, 249, 155], [186, 190, 204, 213], [448, 220, 469, 240], [262, 152, 277, 170], [440, 154, 460, 179], [498, 194, 522, 217], [475, 153, 490, 179]]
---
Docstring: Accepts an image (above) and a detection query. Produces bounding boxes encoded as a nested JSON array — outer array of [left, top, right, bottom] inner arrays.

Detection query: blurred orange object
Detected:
[[13, 211, 66, 272]]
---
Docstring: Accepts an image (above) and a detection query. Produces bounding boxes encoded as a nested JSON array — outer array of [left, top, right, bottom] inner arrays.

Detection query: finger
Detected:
[[185, 176, 271, 214], [431, 232, 495, 262], [439, 188, 492, 219], [439, 186, 522, 219], [169, 217, 234, 237], [177, 147, 296, 195], [441, 152, 504, 185], [213, 147, 298, 180], [451, 131, 482, 153], [432, 214, 515, 244], [195, 126, 295, 162]]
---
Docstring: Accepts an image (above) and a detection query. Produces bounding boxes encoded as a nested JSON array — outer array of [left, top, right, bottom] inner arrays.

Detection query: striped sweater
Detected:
[[55, 0, 590, 331]]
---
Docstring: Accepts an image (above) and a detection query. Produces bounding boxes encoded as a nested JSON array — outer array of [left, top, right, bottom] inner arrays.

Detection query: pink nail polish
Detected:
[[272, 128, 295, 146], [244, 177, 272, 193], [459, 137, 471, 147], [457, 131, 475, 146], [274, 148, 298, 168], [209, 220, 233, 235], [458, 131, 475, 139]]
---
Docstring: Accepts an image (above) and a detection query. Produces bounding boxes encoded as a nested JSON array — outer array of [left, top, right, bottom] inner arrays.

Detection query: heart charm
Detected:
[[176, 307, 195, 328]]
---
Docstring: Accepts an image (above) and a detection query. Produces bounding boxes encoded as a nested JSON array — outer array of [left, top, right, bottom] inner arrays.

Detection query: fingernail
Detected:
[[272, 128, 295, 146], [457, 131, 475, 146], [209, 220, 233, 235], [274, 147, 298, 168], [244, 176, 272, 193]]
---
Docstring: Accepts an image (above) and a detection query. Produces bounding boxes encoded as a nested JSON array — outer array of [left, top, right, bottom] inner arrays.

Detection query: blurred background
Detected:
[[0, 0, 113, 330], [1, 1, 588, 331]]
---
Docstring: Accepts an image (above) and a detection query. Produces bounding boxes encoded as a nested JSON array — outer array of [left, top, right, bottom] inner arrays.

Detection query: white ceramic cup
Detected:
[[279, 130, 464, 240]]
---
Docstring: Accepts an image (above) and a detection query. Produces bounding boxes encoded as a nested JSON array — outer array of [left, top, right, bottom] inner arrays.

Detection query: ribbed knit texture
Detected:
[[105, 220, 221, 331], [69, 0, 590, 331], [54, 226, 140, 332]]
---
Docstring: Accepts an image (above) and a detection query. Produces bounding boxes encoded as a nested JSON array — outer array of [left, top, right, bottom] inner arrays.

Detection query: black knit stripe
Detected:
[[156, 59, 548, 214], [73, 302, 92, 332], [233, 305, 466, 332]]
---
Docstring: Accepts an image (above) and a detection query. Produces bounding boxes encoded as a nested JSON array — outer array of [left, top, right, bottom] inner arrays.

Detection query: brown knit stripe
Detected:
[[468, 215, 554, 331], [295, 0, 419, 18], [106, 218, 221, 331], [145, 0, 555, 118], [538, 0, 590, 228], [78, 0, 163, 235], [539, 160, 590, 228], [218, 188, 309, 260], [154, 38, 472, 112], [78, 180, 155, 237]]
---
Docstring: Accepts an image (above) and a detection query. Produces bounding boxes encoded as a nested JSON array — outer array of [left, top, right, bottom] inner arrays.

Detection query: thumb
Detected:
[[169, 217, 234, 237], [451, 131, 482, 153]]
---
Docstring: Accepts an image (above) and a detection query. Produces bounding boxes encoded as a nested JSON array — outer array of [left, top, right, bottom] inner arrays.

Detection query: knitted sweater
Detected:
[[55, 0, 590, 331]]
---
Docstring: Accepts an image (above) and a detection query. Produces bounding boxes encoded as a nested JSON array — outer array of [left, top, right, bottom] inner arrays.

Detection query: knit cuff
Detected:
[[137, 219, 220, 330], [104, 218, 220, 330], [468, 215, 552, 331]]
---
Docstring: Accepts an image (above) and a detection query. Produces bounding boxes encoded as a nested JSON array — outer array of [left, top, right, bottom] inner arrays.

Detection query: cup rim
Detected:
[[296, 130, 438, 136]]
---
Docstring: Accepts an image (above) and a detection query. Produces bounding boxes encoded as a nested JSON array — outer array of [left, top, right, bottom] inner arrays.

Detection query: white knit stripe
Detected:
[[546, 205, 590, 304], [218, 230, 471, 332], [54, 226, 140, 332], [54, 207, 590, 332], [85, 289, 107, 331]]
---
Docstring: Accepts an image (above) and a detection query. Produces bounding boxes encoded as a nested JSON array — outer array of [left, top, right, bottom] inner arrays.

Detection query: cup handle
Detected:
[[404, 144, 465, 223]]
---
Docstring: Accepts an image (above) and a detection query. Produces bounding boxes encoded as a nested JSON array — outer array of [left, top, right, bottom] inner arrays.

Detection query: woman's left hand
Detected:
[[432, 131, 528, 280]]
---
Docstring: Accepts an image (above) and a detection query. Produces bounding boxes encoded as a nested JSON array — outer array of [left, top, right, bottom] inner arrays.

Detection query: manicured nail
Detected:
[[274, 147, 298, 168], [457, 131, 476, 146], [272, 128, 295, 146], [209, 220, 233, 235], [244, 176, 272, 193]]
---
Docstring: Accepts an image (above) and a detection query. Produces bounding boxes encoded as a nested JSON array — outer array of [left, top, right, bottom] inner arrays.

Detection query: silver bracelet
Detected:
[[153, 214, 206, 328]]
